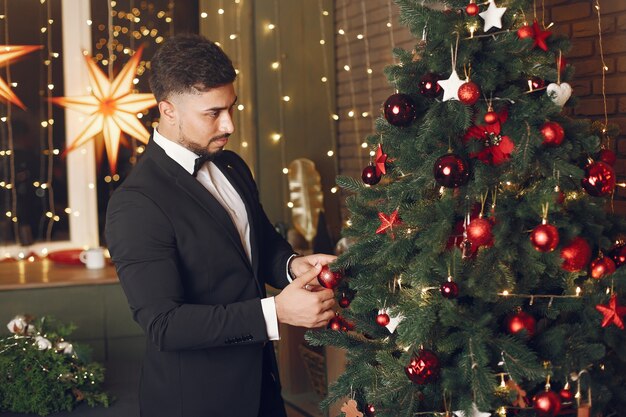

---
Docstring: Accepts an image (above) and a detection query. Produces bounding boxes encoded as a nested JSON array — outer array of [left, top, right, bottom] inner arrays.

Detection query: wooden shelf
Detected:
[[0, 259, 117, 290]]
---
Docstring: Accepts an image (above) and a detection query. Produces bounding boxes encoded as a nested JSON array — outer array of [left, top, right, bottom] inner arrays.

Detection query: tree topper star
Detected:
[[0, 45, 42, 109], [479, 0, 507, 32], [596, 294, 626, 329], [51, 45, 157, 173]]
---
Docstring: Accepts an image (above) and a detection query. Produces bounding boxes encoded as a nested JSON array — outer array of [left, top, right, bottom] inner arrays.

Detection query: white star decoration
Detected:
[[479, 0, 507, 32], [51, 45, 156, 173], [437, 69, 466, 101], [454, 403, 491, 417]]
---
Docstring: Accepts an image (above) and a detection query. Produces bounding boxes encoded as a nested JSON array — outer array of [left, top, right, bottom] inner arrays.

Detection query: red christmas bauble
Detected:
[[440, 281, 459, 299], [376, 313, 390, 326], [484, 111, 499, 124], [560, 237, 592, 272], [530, 223, 559, 252], [530, 77, 545, 91], [362, 165, 381, 185], [419, 73, 442, 98], [533, 390, 562, 417], [433, 153, 470, 188], [517, 25, 533, 39], [339, 295, 351, 308], [598, 148, 617, 166], [541, 121, 565, 146], [559, 388, 574, 403], [467, 218, 493, 247], [465, 2, 479, 15], [405, 349, 440, 384], [318, 265, 343, 289], [365, 404, 376, 417], [327, 316, 343, 331], [458, 81, 481, 105], [383, 93, 416, 127], [507, 311, 536, 337], [581, 161, 615, 197], [610, 244, 626, 267], [590, 256, 616, 279]]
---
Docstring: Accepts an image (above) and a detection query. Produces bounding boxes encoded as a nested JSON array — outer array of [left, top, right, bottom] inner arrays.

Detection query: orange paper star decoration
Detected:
[[51, 45, 157, 173], [0, 45, 42, 109], [596, 294, 626, 330]]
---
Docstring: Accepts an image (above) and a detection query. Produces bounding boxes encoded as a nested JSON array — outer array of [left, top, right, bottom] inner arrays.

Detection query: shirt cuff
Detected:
[[261, 296, 280, 341]]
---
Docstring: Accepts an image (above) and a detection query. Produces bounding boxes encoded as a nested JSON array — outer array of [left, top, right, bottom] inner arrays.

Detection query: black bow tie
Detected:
[[192, 155, 212, 177]]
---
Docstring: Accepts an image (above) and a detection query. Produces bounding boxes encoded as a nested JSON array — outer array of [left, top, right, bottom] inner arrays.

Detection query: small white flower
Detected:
[[7, 315, 28, 334], [35, 336, 52, 350], [57, 341, 74, 355]]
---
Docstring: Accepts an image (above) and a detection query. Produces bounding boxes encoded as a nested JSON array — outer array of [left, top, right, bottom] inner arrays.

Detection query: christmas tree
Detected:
[[307, 1, 626, 416]]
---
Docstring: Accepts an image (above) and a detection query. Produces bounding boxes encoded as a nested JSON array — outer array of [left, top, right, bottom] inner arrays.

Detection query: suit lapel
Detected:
[[174, 171, 253, 272], [213, 158, 260, 278]]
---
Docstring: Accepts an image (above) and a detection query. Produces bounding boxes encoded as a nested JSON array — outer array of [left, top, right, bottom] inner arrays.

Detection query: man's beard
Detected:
[[177, 124, 229, 159]]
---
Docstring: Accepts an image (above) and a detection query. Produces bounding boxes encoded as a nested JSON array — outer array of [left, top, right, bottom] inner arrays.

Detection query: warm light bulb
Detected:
[[218, 8, 225, 14], [271, 62, 280, 69], [200, 12, 208, 18], [343, 65, 350, 71], [282, 168, 289, 174], [327, 150, 334, 157], [319, 39, 325, 45], [331, 186, 338, 194], [287, 201, 294, 208], [361, 142, 368, 148], [321, 76, 327, 82]]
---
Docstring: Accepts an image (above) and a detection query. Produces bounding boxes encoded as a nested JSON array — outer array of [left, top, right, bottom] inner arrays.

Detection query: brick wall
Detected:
[[541, 0, 626, 213], [334, 0, 626, 218]]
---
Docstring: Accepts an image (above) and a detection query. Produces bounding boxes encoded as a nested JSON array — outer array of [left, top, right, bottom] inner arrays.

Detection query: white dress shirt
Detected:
[[152, 129, 282, 340]]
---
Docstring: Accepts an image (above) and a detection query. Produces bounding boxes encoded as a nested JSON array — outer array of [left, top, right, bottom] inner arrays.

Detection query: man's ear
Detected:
[[158, 100, 176, 124]]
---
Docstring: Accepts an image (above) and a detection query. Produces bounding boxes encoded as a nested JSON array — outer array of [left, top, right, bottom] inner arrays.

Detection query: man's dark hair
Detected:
[[149, 34, 236, 102]]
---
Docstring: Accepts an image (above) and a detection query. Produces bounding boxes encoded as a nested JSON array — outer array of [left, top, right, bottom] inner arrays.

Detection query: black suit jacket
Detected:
[[105, 140, 295, 417]]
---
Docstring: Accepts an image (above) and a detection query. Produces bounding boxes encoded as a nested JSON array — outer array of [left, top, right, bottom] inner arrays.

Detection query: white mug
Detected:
[[79, 247, 106, 269]]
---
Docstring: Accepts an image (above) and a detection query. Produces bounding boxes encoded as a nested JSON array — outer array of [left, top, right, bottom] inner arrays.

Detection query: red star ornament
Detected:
[[596, 294, 626, 330], [375, 144, 388, 176], [463, 108, 514, 165], [376, 209, 401, 238], [531, 20, 551, 51]]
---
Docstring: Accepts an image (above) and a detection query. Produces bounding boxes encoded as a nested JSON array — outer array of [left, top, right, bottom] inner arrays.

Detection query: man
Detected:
[[105, 34, 337, 417]]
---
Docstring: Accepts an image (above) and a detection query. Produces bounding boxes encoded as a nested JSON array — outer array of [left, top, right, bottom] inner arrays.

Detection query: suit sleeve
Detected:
[[105, 189, 269, 352], [226, 152, 296, 290]]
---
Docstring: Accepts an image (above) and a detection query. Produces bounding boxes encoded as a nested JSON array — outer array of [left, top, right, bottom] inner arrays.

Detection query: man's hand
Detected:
[[275, 263, 336, 328], [289, 253, 337, 291]]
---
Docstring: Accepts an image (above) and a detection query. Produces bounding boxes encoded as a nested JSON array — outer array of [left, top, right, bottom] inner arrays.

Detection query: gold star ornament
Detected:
[[0, 45, 42, 109], [51, 45, 157, 173]]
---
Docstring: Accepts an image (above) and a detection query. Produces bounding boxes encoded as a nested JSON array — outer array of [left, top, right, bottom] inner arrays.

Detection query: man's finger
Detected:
[[293, 263, 322, 288]]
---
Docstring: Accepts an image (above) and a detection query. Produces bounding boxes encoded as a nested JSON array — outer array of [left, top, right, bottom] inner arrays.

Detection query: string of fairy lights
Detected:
[[1, 0, 18, 243], [0, 0, 172, 253]]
